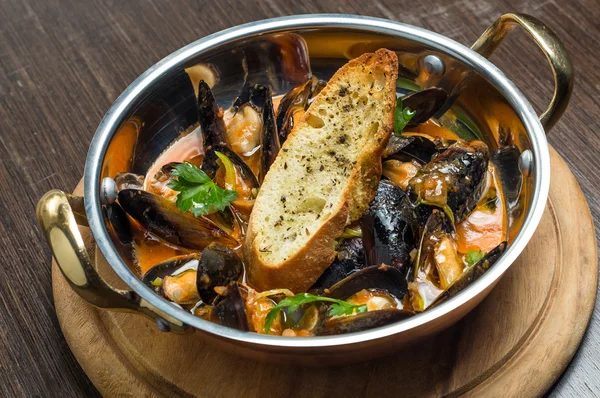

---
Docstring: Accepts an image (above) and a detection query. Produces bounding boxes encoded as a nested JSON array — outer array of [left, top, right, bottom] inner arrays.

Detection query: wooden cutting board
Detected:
[[52, 147, 597, 397]]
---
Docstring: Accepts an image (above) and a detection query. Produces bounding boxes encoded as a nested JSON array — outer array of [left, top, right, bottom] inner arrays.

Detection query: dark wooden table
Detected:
[[1, 0, 598, 396]]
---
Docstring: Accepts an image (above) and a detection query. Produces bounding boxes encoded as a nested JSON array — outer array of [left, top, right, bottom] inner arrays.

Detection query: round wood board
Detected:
[[52, 147, 597, 398]]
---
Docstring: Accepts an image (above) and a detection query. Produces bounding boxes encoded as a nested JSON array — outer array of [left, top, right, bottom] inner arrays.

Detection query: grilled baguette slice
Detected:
[[245, 49, 398, 292]]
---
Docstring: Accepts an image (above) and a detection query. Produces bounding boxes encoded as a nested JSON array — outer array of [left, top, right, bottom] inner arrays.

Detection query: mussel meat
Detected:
[[430, 241, 507, 308], [361, 181, 417, 276], [196, 243, 243, 303], [142, 253, 201, 304], [118, 188, 237, 250], [407, 139, 489, 224]]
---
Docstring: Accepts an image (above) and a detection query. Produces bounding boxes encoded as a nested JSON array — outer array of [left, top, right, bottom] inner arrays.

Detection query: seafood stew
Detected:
[[107, 49, 508, 337]]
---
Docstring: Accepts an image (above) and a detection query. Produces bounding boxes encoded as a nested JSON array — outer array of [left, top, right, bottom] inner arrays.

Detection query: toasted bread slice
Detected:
[[245, 49, 398, 292]]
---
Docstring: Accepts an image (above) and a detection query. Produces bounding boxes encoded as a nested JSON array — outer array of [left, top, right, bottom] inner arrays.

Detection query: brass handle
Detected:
[[471, 13, 574, 133], [37, 189, 188, 333]]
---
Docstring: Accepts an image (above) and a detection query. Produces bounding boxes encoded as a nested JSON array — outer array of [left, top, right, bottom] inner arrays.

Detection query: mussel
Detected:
[[195, 243, 243, 303], [320, 309, 412, 335], [311, 237, 365, 293], [408, 211, 506, 311], [223, 83, 280, 182], [275, 77, 326, 144], [201, 146, 259, 190], [118, 188, 238, 250], [362, 181, 418, 276], [430, 241, 507, 308], [325, 265, 408, 301], [198, 80, 227, 152], [402, 87, 449, 128], [407, 139, 489, 224], [211, 282, 249, 331], [142, 253, 201, 304], [317, 265, 412, 335], [383, 135, 439, 164]]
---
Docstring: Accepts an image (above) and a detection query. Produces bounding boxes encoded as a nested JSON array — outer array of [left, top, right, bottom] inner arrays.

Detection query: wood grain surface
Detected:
[[0, 0, 598, 397], [51, 148, 597, 398]]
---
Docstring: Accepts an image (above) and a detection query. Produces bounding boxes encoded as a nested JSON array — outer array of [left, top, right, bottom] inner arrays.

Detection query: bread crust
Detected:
[[245, 49, 399, 292]]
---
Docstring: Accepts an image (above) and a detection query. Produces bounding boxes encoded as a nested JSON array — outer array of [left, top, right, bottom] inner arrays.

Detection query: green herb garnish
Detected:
[[465, 249, 484, 266], [167, 161, 237, 217], [263, 292, 368, 333], [393, 96, 416, 136]]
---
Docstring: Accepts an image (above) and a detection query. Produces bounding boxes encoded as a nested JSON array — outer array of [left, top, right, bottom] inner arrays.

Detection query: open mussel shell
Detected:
[[259, 86, 281, 182], [198, 80, 227, 152], [325, 265, 408, 301], [311, 237, 365, 294], [196, 243, 243, 303], [402, 87, 449, 128], [275, 78, 312, 141], [362, 181, 417, 276], [292, 303, 328, 335], [276, 77, 327, 144], [431, 241, 507, 308], [320, 309, 413, 336], [117, 189, 237, 250], [201, 146, 259, 189], [408, 139, 489, 225], [211, 282, 249, 331], [141, 253, 201, 286], [383, 135, 439, 164]]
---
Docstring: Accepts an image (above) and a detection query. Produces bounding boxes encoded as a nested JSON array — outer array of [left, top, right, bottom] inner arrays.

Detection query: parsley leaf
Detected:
[[263, 292, 368, 334], [167, 162, 237, 216], [393, 96, 416, 136], [465, 249, 484, 266]]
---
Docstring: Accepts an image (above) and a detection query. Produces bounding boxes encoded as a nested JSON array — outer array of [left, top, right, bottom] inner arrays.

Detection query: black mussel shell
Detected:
[[320, 309, 413, 336], [276, 77, 326, 144], [412, 211, 453, 280], [259, 86, 281, 183], [362, 181, 418, 276], [275, 79, 313, 143], [103, 202, 133, 246], [196, 243, 243, 303], [115, 172, 144, 191], [211, 282, 249, 331], [311, 237, 365, 293], [430, 241, 507, 308], [325, 265, 408, 301], [408, 139, 489, 224], [118, 189, 237, 250], [141, 253, 201, 287], [402, 88, 449, 128], [492, 145, 522, 207], [198, 80, 227, 152], [383, 135, 439, 164]]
